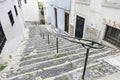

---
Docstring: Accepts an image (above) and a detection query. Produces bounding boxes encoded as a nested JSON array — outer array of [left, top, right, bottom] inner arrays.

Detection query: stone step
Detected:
[[9, 58, 117, 80], [3, 26, 119, 80], [19, 47, 86, 66], [5, 48, 115, 79], [20, 48, 107, 69], [22, 36, 68, 45], [97, 72, 120, 80], [21, 44, 82, 61], [34, 50, 117, 79], [23, 47, 110, 64], [21, 42, 76, 56], [22, 38, 70, 50], [23, 39, 72, 50], [19, 47, 110, 67], [22, 36, 72, 46], [27, 34, 68, 42], [21, 41, 76, 54], [53, 61, 119, 80], [9, 59, 119, 80], [8, 61, 100, 80], [30, 42, 77, 52]]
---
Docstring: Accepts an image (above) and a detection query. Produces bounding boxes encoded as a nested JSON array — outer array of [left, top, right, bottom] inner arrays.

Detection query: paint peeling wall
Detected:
[[70, 0, 120, 43]]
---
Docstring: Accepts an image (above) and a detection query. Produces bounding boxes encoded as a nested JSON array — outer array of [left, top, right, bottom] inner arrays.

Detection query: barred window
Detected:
[[0, 22, 7, 54], [14, 5, 18, 16], [8, 10, 14, 26]]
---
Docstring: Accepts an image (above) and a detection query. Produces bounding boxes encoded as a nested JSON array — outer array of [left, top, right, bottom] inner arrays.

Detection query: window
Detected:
[[24, 0, 27, 4], [14, 5, 18, 16], [8, 10, 14, 26], [65, 12, 69, 33], [104, 25, 120, 47], [0, 22, 7, 54]]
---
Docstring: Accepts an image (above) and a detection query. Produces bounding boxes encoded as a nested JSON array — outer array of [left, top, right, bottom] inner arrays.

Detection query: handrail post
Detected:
[[82, 48, 90, 80], [43, 33, 44, 39], [56, 38, 58, 53], [48, 34, 50, 44]]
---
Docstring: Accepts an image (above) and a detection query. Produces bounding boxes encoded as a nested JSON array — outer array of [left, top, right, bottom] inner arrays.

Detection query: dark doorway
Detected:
[[75, 15, 85, 38], [0, 22, 7, 54], [65, 12, 69, 33], [54, 8, 58, 28], [104, 25, 120, 47]]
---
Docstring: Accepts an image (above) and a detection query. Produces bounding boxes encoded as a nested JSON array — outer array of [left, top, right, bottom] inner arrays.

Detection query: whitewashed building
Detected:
[[21, 0, 40, 23], [44, 0, 120, 48], [43, 0, 71, 33], [0, 0, 25, 62], [70, 0, 120, 48]]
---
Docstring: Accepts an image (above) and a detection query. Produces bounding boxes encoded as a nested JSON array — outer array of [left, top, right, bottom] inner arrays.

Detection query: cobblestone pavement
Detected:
[[0, 24, 120, 80]]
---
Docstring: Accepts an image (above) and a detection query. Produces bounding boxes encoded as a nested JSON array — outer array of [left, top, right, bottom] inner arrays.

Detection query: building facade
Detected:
[[21, 0, 40, 23], [0, 0, 25, 62], [44, 0, 120, 48], [43, 0, 71, 33]]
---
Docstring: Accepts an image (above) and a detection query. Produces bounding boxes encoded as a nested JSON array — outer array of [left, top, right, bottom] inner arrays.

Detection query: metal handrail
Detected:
[[54, 33, 104, 80], [40, 27, 104, 80], [50, 29, 104, 79], [47, 26, 104, 49], [56, 34, 104, 49]]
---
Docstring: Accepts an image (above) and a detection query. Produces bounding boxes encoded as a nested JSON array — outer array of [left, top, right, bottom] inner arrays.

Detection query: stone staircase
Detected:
[[0, 24, 120, 80]]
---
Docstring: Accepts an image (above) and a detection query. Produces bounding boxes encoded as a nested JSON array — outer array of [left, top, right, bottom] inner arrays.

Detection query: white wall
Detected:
[[21, 0, 40, 22], [0, 0, 25, 62], [47, 0, 71, 10], [44, 0, 71, 33], [49, 5, 55, 27], [57, 9, 64, 31], [71, 0, 120, 42]]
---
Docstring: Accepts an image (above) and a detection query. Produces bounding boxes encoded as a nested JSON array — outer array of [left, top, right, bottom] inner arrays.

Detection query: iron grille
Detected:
[[104, 25, 120, 47], [0, 23, 7, 54]]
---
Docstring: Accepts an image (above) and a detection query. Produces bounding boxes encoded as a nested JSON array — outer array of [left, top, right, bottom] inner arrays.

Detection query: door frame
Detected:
[[74, 13, 87, 37], [75, 15, 85, 38], [64, 12, 69, 33], [54, 8, 58, 28]]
